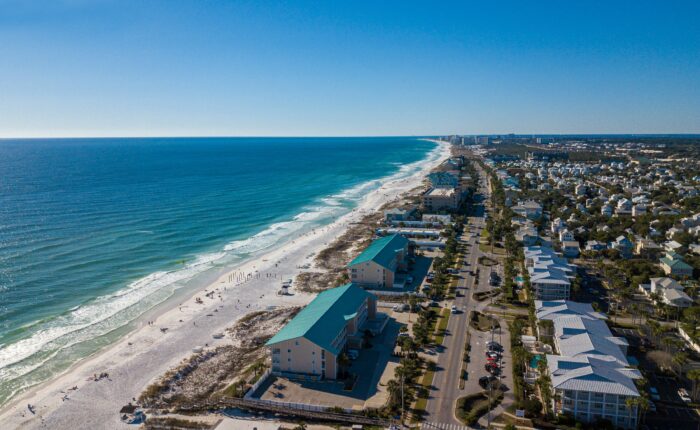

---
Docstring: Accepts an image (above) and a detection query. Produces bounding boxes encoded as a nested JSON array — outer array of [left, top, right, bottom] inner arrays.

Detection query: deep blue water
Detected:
[[0, 136, 438, 403]]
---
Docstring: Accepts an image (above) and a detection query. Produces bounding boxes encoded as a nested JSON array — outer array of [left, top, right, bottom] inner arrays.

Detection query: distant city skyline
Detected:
[[1, 0, 699, 138]]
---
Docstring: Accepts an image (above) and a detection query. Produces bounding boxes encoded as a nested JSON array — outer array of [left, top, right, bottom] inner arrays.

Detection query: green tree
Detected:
[[687, 369, 700, 400]]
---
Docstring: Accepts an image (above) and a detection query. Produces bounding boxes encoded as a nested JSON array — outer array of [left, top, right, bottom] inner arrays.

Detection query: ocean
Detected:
[[0, 136, 438, 405]]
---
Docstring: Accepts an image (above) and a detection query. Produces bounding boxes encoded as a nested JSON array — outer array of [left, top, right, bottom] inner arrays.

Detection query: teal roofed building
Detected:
[[428, 171, 459, 188], [660, 251, 693, 278], [266, 283, 383, 380], [347, 234, 410, 289]]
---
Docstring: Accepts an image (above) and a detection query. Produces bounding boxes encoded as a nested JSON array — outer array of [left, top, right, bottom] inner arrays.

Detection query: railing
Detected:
[[172, 397, 391, 427]]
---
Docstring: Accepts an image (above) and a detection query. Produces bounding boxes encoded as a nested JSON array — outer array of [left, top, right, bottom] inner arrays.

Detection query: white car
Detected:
[[451, 305, 458, 314]]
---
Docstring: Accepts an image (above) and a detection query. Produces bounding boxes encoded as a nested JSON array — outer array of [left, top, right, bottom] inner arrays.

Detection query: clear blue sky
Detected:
[[1, 0, 699, 137]]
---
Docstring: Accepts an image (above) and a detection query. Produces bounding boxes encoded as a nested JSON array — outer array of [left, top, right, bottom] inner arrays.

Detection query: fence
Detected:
[[248, 398, 353, 414], [679, 326, 700, 354], [175, 397, 390, 427], [244, 368, 271, 399]]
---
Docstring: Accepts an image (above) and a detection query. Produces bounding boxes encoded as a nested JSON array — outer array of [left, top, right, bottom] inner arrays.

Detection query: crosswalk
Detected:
[[421, 422, 473, 430]]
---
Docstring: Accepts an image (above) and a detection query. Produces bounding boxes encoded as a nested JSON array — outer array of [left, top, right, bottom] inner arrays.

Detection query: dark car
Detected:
[[479, 375, 498, 389], [487, 342, 503, 352]]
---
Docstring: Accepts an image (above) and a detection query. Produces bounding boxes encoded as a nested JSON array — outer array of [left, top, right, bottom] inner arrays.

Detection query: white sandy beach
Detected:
[[0, 140, 450, 429]]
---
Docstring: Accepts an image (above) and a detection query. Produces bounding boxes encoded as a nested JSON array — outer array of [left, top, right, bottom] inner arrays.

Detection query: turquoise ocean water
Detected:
[[0, 137, 438, 404]]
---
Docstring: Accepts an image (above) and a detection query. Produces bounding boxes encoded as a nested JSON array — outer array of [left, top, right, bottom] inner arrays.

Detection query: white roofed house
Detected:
[[549, 355, 641, 429], [515, 225, 539, 246], [585, 240, 607, 253], [512, 199, 543, 220], [534, 300, 642, 429], [559, 229, 574, 242], [551, 217, 566, 235], [561, 240, 580, 258], [634, 237, 660, 257], [529, 267, 571, 300], [641, 277, 694, 308], [615, 198, 632, 216], [632, 204, 647, 217], [525, 246, 576, 300]]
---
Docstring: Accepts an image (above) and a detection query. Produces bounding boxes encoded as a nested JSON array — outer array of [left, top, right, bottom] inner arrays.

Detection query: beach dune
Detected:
[[0, 140, 450, 429]]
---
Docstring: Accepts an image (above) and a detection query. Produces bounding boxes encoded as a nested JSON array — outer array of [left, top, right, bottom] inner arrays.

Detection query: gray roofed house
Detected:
[[536, 300, 641, 429]]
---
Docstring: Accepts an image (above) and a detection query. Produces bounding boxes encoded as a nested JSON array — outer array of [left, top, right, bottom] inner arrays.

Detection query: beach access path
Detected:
[[0, 140, 450, 429]]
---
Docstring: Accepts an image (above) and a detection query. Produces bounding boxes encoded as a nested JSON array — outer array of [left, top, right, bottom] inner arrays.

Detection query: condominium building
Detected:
[[347, 234, 410, 289], [266, 283, 383, 380], [422, 187, 459, 211], [535, 300, 642, 429], [525, 246, 575, 300]]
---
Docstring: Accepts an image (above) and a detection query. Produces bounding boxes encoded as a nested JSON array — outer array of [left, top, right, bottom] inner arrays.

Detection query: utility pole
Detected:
[[400, 374, 404, 427]]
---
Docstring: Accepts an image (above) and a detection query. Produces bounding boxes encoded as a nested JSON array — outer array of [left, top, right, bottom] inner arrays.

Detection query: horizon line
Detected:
[[2, 133, 700, 140]]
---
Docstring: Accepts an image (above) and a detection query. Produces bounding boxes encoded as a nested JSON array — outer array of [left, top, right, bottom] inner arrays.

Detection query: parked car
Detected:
[[487, 342, 503, 352], [485, 365, 501, 376], [393, 303, 409, 312], [648, 401, 656, 413], [347, 350, 359, 360], [678, 388, 692, 403]]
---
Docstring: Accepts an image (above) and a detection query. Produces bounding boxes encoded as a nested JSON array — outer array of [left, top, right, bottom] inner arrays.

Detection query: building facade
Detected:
[[266, 283, 380, 380], [347, 234, 409, 289]]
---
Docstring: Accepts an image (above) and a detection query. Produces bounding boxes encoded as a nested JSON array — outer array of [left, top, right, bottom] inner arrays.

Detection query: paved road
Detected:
[[422, 162, 492, 426]]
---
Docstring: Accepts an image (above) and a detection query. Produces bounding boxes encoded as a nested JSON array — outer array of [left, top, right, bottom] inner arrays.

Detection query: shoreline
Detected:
[[0, 139, 450, 429]]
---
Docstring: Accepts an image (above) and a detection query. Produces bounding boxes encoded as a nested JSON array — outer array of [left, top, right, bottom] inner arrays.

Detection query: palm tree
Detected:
[[661, 336, 676, 354], [636, 396, 649, 425], [649, 321, 664, 345], [673, 352, 689, 376], [337, 353, 351, 379], [251, 360, 266, 377], [687, 369, 700, 400], [625, 397, 638, 428], [386, 379, 402, 409]]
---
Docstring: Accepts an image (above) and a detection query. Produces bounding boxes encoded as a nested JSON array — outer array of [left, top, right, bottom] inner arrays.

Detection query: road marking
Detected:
[[421, 422, 472, 430]]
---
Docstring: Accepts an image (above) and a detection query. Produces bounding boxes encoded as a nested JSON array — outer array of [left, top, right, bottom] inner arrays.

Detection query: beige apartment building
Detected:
[[265, 283, 380, 380], [347, 234, 409, 289], [422, 187, 459, 211]]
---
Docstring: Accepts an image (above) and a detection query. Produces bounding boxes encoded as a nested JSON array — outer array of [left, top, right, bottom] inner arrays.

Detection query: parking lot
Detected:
[[645, 404, 700, 430], [463, 322, 512, 398]]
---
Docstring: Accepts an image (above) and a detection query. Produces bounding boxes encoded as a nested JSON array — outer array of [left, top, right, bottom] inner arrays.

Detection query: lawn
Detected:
[[456, 390, 504, 425], [434, 308, 451, 345], [411, 361, 437, 422]]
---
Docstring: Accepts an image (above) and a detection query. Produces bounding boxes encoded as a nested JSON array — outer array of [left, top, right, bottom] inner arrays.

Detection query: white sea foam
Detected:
[[0, 139, 446, 398]]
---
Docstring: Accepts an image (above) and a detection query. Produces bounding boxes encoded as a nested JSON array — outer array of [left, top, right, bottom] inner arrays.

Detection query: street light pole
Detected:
[[400, 374, 404, 427]]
